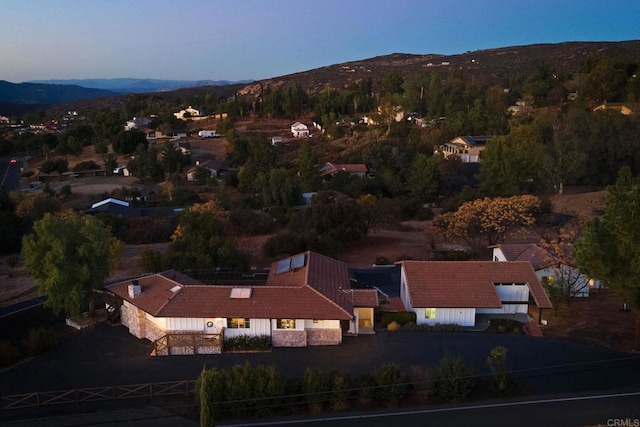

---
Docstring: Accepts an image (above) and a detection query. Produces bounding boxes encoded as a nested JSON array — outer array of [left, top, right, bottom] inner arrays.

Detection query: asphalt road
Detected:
[[0, 155, 22, 192], [219, 391, 640, 427]]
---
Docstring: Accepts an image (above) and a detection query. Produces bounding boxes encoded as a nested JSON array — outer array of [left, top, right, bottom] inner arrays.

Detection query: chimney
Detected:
[[128, 279, 141, 298]]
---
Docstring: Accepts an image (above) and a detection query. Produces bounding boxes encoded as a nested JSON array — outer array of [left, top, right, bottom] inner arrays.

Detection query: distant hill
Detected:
[[238, 40, 640, 95], [0, 80, 115, 105], [25, 78, 255, 93]]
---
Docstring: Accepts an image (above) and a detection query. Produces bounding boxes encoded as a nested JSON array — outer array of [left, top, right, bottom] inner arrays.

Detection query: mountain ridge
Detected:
[[24, 78, 255, 93]]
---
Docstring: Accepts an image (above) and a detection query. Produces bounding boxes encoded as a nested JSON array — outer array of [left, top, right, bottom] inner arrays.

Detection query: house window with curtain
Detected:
[[425, 308, 436, 319], [227, 318, 250, 329], [277, 319, 296, 329]]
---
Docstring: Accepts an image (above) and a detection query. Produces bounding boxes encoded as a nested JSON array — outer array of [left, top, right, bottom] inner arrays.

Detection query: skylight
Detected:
[[170, 285, 182, 293], [230, 288, 252, 299]]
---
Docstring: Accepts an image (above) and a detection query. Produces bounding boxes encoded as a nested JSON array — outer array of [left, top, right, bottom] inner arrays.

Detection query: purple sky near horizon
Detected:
[[1, 0, 639, 83]]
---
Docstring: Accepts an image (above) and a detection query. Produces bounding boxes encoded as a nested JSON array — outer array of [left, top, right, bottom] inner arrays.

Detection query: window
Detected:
[[277, 319, 296, 329], [425, 308, 436, 319], [312, 319, 324, 324], [227, 318, 250, 329]]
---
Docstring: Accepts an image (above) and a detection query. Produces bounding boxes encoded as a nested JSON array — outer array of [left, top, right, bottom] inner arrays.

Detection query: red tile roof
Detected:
[[400, 261, 552, 309], [494, 243, 553, 271], [109, 253, 369, 321], [320, 162, 368, 176]]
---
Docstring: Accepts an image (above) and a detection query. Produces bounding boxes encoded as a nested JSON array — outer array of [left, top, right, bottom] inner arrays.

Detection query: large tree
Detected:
[[433, 195, 541, 254], [575, 167, 640, 350], [160, 201, 249, 278], [22, 213, 122, 317]]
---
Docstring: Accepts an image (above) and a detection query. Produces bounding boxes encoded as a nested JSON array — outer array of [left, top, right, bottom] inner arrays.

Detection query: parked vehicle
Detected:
[[198, 130, 220, 138]]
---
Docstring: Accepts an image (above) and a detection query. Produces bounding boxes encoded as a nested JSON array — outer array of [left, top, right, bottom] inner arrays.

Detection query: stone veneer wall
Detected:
[[272, 330, 307, 347], [306, 328, 342, 345], [143, 318, 164, 342], [120, 303, 146, 339]]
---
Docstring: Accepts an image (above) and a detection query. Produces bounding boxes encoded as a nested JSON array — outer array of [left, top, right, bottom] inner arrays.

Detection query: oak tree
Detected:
[[22, 213, 122, 317], [433, 195, 541, 254]]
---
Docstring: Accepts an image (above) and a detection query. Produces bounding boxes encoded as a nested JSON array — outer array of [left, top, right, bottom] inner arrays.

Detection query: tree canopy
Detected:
[[575, 167, 640, 349], [22, 213, 122, 316], [433, 195, 541, 254]]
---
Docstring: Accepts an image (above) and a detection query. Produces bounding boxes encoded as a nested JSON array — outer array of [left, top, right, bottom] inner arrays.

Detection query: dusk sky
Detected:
[[2, 0, 639, 83]]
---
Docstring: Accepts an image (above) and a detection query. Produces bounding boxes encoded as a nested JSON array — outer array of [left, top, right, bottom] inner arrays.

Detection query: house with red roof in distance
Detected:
[[107, 251, 378, 355], [398, 261, 552, 327], [491, 243, 600, 298], [320, 162, 368, 178]]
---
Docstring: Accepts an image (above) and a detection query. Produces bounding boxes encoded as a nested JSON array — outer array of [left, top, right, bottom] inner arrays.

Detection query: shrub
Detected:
[[302, 367, 331, 412], [229, 208, 276, 235], [497, 325, 507, 333], [433, 323, 463, 333], [372, 363, 407, 406], [263, 233, 307, 258], [513, 327, 520, 335], [223, 335, 271, 352], [387, 321, 401, 331], [381, 311, 417, 327], [409, 365, 433, 403], [23, 327, 58, 356], [39, 159, 68, 174], [431, 354, 476, 402], [354, 373, 375, 405], [329, 370, 351, 411], [72, 160, 100, 171], [140, 249, 164, 273]]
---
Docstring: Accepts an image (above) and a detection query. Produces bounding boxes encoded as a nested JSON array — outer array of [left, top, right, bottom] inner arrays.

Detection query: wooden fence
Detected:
[[0, 380, 196, 411], [152, 333, 222, 356]]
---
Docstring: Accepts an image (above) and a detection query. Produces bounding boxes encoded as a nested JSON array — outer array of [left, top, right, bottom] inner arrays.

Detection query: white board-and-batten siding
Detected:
[[225, 319, 271, 338], [477, 284, 529, 314], [413, 307, 476, 327]]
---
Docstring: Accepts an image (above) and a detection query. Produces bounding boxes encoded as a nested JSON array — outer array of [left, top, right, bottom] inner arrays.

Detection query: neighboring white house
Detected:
[[185, 160, 220, 181], [491, 243, 600, 298], [124, 116, 151, 130], [291, 122, 309, 137], [437, 135, 498, 163], [107, 251, 378, 354], [174, 106, 202, 120], [399, 260, 552, 327]]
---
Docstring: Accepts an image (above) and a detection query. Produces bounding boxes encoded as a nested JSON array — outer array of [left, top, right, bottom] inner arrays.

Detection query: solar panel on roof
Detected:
[[276, 258, 292, 274], [291, 254, 306, 269]]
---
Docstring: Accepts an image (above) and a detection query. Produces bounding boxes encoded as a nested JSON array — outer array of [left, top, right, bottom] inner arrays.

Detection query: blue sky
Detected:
[[2, 0, 639, 83]]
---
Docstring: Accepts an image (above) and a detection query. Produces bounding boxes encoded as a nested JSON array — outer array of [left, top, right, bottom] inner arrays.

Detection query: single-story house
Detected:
[[399, 260, 552, 327], [107, 251, 379, 354], [320, 162, 368, 178], [125, 116, 151, 131], [86, 197, 182, 219], [186, 160, 220, 181], [437, 135, 499, 163], [291, 122, 309, 137], [145, 129, 168, 140], [491, 243, 600, 298], [174, 106, 202, 120]]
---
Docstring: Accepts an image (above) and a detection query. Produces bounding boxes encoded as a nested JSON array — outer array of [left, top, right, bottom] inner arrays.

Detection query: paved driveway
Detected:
[[1, 321, 639, 397]]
